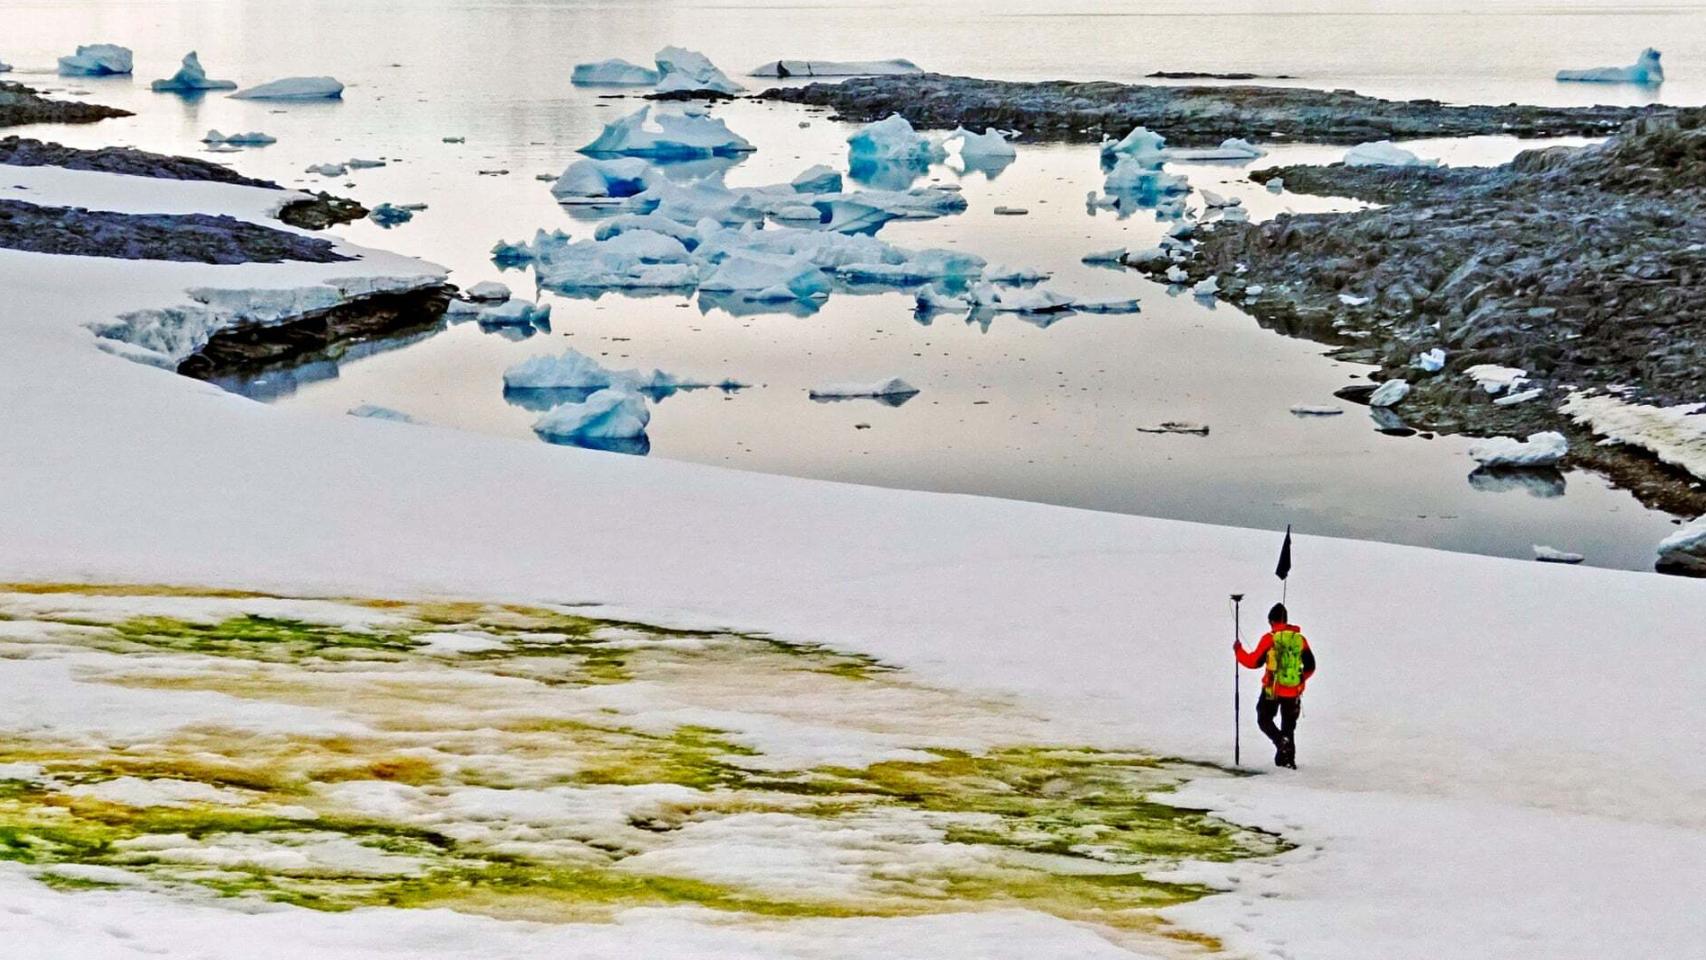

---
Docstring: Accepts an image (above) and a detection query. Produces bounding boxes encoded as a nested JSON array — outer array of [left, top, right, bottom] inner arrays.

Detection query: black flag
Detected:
[[1275, 525, 1293, 581]]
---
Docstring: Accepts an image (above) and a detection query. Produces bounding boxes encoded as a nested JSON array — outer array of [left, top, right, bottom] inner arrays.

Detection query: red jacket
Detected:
[[1236, 622, 1316, 698]]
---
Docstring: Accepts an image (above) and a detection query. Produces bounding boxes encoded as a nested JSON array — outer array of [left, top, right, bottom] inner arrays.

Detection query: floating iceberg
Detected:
[[579, 106, 755, 159], [1343, 141, 1440, 168], [1291, 404, 1345, 417], [948, 127, 1016, 159], [532, 387, 650, 443], [982, 264, 1050, 284], [571, 58, 662, 86], [747, 58, 922, 78], [791, 164, 843, 194], [533, 230, 698, 291], [1074, 296, 1141, 314], [551, 157, 655, 203], [1081, 247, 1127, 264], [1164, 138, 1266, 162], [971, 283, 1074, 314], [1469, 432, 1569, 468], [809, 377, 920, 400], [151, 52, 236, 92], [1200, 189, 1240, 208], [504, 348, 691, 392], [492, 229, 570, 266], [231, 76, 345, 100], [58, 44, 133, 76], [1368, 379, 1411, 408], [369, 203, 415, 227], [847, 114, 946, 164], [203, 130, 276, 146], [653, 46, 743, 95], [1533, 545, 1585, 564], [915, 285, 971, 313], [465, 281, 511, 302], [1104, 156, 1190, 201], [478, 300, 552, 327], [699, 251, 832, 302], [1100, 127, 1167, 165], [1557, 48, 1663, 85], [1658, 515, 1706, 574]]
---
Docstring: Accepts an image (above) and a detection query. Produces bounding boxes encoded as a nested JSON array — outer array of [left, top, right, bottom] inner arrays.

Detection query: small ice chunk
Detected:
[[1191, 275, 1220, 298], [465, 281, 511, 302], [1137, 421, 1210, 435], [57, 44, 133, 76], [572, 58, 662, 86], [982, 264, 1050, 284], [552, 157, 654, 202], [1494, 387, 1544, 406], [809, 377, 920, 400], [1291, 404, 1345, 417], [1414, 348, 1447, 372], [1469, 431, 1569, 468], [1124, 246, 1170, 268], [1465, 364, 1530, 395], [1339, 293, 1371, 306], [916, 284, 971, 313], [579, 106, 754, 159], [949, 127, 1017, 159], [971, 283, 1074, 313], [346, 158, 386, 169], [203, 130, 276, 145], [1266, 177, 1285, 193], [151, 51, 235, 92], [1343, 141, 1440, 168], [1368, 379, 1411, 407], [1100, 126, 1167, 164], [1658, 515, 1706, 575], [1165, 264, 1189, 284], [1164, 137, 1267, 162], [992, 206, 1028, 216], [1533, 545, 1585, 564], [1557, 48, 1664, 85], [533, 387, 650, 442], [1081, 247, 1127, 264], [478, 300, 551, 327], [790, 164, 843, 194], [653, 46, 743, 95], [1201, 189, 1240, 208], [305, 162, 348, 177], [847, 114, 946, 163], [231, 76, 345, 100], [1074, 297, 1141, 314], [348, 405, 418, 423], [747, 59, 922, 78], [1245, 284, 1265, 296], [368, 203, 415, 226]]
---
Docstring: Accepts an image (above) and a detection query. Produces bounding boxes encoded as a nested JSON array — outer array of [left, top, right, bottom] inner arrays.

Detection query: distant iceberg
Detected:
[[948, 127, 1017, 159], [654, 46, 743, 95], [152, 52, 236, 92], [532, 387, 651, 444], [203, 130, 276, 146], [58, 44, 133, 76], [748, 58, 922, 78], [1469, 432, 1569, 468], [231, 76, 344, 100], [1164, 138, 1266, 162], [809, 377, 920, 400], [477, 300, 551, 327], [1557, 48, 1663, 85], [848, 114, 946, 164], [1343, 141, 1440, 168], [572, 58, 662, 86], [579, 106, 755, 159]]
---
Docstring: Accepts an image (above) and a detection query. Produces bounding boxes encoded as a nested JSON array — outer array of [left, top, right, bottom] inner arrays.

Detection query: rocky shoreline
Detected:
[[177, 285, 453, 381], [0, 81, 130, 127], [1137, 112, 1706, 553], [0, 199, 354, 264], [761, 73, 1660, 145]]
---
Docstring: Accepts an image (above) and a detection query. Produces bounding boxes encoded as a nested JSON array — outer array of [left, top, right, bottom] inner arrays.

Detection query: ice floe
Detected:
[[151, 51, 236, 92], [1468, 432, 1569, 468], [532, 387, 651, 444], [847, 114, 946, 164], [571, 58, 663, 86], [1557, 48, 1664, 85], [579, 106, 755, 159], [1344, 141, 1440, 168], [231, 76, 345, 100], [747, 58, 922, 78], [1533, 545, 1585, 564], [551, 157, 656, 203], [948, 127, 1017, 160], [1164, 138, 1266, 162], [57, 43, 132, 76], [477, 300, 551, 327], [368, 203, 415, 227], [809, 377, 920, 400], [1368, 379, 1411, 407], [790, 164, 843, 194], [465, 281, 511, 302], [653, 46, 743, 96]]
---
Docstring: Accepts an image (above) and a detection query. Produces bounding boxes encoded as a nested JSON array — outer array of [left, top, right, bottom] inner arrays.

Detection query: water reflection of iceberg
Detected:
[[505, 382, 735, 413], [848, 156, 931, 191], [1467, 467, 1568, 498], [952, 152, 1014, 181], [1368, 407, 1416, 437], [809, 392, 916, 409], [696, 290, 823, 318], [538, 433, 652, 456], [206, 324, 445, 402]]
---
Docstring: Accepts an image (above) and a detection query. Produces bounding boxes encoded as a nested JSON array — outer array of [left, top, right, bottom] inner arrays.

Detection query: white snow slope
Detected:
[[1, 166, 1704, 960]]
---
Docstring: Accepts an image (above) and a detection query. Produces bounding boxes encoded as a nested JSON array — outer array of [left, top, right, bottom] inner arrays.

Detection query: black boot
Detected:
[[1279, 737, 1297, 769]]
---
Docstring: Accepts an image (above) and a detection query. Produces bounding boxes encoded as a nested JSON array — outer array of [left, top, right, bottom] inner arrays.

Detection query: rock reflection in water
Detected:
[[1468, 467, 1568, 498]]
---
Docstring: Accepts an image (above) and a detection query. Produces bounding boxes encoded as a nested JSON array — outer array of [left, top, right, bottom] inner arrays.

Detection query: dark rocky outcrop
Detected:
[[1141, 111, 1706, 521], [278, 192, 369, 230], [178, 286, 453, 379], [761, 74, 1657, 146], [0, 81, 130, 127], [0, 199, 352, 263], [0, 136, 277, 187]]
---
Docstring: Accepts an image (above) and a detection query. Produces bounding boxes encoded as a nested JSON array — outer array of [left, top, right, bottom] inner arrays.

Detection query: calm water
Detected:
[[6, 1, 1701, 570]]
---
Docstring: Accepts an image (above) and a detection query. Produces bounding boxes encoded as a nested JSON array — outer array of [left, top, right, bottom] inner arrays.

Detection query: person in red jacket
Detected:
[[1234, 603, 1317, 769]]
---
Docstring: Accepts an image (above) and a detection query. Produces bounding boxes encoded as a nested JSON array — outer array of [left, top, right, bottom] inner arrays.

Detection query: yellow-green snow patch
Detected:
[[0, 584, 1282, 945]]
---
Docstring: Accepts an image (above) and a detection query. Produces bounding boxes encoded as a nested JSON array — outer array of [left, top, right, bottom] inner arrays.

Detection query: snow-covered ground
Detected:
[[3, 163, 1705, 959]]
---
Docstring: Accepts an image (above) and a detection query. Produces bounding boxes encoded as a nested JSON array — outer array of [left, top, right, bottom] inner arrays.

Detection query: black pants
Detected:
[[1256, 692, 1301, 748]]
